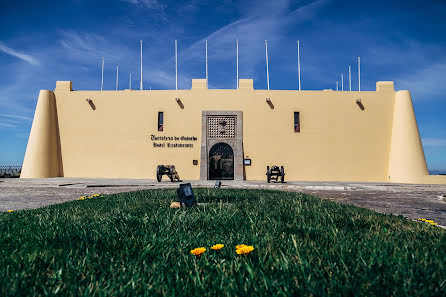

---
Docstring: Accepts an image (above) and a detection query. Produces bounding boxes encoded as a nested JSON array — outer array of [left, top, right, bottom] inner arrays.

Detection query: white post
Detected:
[[297, 40, 301, 90], [336, 81, 338, 91], [236, 39, 239, 89], [348, 66, 351, 91], [265, 40, 269, 90], [101, 57, 104, 91], [129, 73, 132, 90], [116, 65, 119, 91], [358, 57, 361, 91], [175, 40, 178, 90], [341, 74, 344, 91], [140, 40, 143, 90], [206, 40, 208, 88]]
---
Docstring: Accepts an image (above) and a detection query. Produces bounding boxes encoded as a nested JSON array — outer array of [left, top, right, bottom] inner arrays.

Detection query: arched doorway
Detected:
[[209, 142, 234, 180]]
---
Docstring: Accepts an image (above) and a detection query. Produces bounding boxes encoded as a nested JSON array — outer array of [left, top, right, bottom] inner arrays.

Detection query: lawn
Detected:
[[0, 188, 445, 296]]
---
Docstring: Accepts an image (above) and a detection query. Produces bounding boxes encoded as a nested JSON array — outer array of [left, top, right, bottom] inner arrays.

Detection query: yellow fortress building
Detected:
[[21, 79, 446, 184]]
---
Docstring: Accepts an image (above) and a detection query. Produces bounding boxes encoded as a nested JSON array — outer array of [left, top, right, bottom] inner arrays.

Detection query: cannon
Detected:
[[266, 166, 285, 183], [156, 165, 181, 182]]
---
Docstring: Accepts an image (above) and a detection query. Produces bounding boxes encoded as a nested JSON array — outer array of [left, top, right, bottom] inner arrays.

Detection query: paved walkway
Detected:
[[1, 178, 445, 226]]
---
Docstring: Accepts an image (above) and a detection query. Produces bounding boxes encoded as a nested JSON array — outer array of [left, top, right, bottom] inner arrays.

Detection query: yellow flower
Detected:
[[7, 209, 14, 212], [236, 244, 247, 249], [93, 194, 99, 197], [78, 197, 85, 200], [190, 247, 206, 257], [236, 245, 254, 255], [211, 244, 224, 251]]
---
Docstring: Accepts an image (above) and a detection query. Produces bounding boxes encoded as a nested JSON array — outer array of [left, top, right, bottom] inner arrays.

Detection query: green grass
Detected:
[[0, 188, 445, 296]]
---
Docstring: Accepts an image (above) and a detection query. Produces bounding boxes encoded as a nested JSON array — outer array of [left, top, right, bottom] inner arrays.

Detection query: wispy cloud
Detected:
[[0, 122, 16, 128], [0, 113, 32, 129], [59, 31, 128, 64], [396, 58, 446, 99], [422, 138, 446, 147], [0, 113, 32, 121], [178, 0, 331, 81], [0, 42, 39, 65], [120, 0, 166, 10]]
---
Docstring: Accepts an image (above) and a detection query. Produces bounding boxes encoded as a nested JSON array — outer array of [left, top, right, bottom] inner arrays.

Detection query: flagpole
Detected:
[[175, 40, 178, 90], [140, 40, 143, 90], [348, 66, 351, 91], [101, 57, 104, 91], [206, 40, 208, 88], [265, 40, 269, 90], [236, 39, 239, 89], [358, 57, 361, 91], [297, 40, 301, 90], [336, 81, 338, 91], [116, 65, 119, 91], [129, 73, 132, 90], [341, 74, 344, 91]]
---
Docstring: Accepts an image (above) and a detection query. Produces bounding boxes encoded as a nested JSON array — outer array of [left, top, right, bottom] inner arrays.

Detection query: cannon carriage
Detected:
[[266, 166, 285, 183], [156, 165, 181, 182]]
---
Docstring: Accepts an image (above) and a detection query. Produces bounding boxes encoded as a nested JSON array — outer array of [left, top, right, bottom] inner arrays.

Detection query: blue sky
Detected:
[[0, 0, 445, 172]]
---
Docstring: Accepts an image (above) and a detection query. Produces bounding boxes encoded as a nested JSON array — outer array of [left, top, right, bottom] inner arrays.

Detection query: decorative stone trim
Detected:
[[200, 111, 243, 180]]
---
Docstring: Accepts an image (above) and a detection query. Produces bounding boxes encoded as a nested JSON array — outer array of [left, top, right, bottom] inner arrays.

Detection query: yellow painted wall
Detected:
[[21, 79, 446, 184]]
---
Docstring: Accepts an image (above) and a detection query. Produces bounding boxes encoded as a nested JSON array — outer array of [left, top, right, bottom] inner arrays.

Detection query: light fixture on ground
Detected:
[[177, 183, 197, 207]]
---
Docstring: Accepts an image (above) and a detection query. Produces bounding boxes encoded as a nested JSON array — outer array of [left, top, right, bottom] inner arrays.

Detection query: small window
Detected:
[[158, 112, 164, 131], [294, 112, 300, 132]]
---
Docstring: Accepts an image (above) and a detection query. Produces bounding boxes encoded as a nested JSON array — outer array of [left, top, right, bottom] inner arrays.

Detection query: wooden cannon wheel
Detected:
[[266, 166, 271, 183]]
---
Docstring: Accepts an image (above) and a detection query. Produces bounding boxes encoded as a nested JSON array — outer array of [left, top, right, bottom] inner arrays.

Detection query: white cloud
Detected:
[[0, 42, 39, 66], [422, 138, 446, 147]]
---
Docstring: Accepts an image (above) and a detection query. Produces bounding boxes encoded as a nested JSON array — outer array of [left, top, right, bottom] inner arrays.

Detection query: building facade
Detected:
[[21, 79, 446, 184]]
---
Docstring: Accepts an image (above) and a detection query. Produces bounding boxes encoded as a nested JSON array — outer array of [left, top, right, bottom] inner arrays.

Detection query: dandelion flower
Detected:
[[211, 244, 224, 251], [236, 245, 254, 255], [236, 244, 247, 249], [7, 209, 14, 213], [190, 247, 206, 257]]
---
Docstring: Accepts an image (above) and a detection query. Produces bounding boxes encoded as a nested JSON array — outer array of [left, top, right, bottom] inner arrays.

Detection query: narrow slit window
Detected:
[[294, 112, 300, 132], [158, 112, 164, 131]]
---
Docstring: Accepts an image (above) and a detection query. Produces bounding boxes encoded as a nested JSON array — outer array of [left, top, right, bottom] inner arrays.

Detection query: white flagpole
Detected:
[[129, 73, 132, 90], [265, 40, 269, 90], [236, 39, 239, 89], [341, 74, 344, 91], [101, 57, 104, 91], [358, 57, 361, 91], [116, 65, 119, 91], [206, 40, 208, 88], [348, 66, 351, 91], [175, 40, 178, 90], [297, 40, 301, 91], [140, 40, 143, 90], [336, 81, 338, 91]]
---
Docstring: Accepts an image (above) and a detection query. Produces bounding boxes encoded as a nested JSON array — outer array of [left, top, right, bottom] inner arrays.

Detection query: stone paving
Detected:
[[1, 178, 445, 227]]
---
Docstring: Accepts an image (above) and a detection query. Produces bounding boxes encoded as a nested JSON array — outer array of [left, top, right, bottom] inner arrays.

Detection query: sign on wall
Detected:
[[151, 134, 198, 148]]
